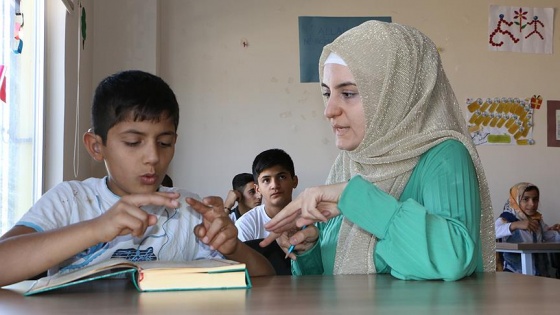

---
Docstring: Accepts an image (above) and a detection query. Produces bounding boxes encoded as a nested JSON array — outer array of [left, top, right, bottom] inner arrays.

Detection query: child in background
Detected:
[[224, 173, 262, 222], [496, 182, 560, 276], [235, 149, 298, 242], [0, 70, 274, 287]]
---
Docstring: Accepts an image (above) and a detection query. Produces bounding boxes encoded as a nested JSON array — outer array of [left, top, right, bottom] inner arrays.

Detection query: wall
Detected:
[[88, 0, 560, 224], [44, 0, 93, 191], [89, 0, 160, 177]]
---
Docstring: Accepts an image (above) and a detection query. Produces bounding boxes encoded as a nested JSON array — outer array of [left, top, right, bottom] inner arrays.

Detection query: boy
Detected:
[[0, 70, 274, 286], [224, 173, 262, 222], [235, 149, 298, 242]]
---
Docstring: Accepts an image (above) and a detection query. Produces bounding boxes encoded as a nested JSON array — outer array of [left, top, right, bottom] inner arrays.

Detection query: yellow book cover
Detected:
[[23, 258, 250, 296]]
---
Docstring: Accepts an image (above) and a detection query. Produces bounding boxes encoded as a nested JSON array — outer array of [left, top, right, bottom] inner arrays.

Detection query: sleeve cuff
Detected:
[[339, 175, 399, 238]]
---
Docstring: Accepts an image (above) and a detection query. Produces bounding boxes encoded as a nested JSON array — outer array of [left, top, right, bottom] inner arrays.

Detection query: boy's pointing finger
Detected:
[[186, 197, 214, 215]]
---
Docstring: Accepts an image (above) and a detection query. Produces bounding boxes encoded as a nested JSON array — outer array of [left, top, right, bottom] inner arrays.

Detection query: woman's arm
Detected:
[[339, 141, 480, 281], [291, 234, 325, 275]]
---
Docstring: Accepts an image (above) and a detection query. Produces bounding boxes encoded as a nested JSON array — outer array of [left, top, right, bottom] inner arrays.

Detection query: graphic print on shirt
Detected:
[[112, 247, 157, 262], [110, 207, 179, 261]]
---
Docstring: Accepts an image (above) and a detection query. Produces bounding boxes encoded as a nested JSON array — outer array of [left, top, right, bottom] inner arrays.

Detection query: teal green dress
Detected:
[[292, 140, 482, 280]]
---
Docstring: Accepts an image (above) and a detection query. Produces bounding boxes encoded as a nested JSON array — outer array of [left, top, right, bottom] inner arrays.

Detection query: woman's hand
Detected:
[[259, 182, 347, 258], [261, 225, 319, 260], [264, 182, 347, 233]]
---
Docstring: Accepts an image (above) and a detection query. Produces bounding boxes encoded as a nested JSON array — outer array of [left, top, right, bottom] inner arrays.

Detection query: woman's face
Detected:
[[322, 63, 366, 151], [520, 188, 539, 216]]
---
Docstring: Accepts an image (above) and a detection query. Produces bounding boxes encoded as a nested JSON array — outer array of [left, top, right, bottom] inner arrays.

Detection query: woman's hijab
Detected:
[[319, 20, 495, 274]]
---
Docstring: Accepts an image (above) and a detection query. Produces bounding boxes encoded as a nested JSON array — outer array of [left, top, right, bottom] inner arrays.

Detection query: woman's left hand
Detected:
[[264, 182, 347, 233], [548, 223, 560, 231]]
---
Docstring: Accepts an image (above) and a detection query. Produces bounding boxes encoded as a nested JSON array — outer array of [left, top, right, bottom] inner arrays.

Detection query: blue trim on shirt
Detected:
[[16, 222, 44, 232], [499, 212, 518, 223]]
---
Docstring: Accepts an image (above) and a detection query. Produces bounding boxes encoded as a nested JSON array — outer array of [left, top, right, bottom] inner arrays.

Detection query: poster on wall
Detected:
[[488, 6, 553, 54], [298, 16, 391, 83], [547, 100, 560, 147], [466, 96, 540, 146]]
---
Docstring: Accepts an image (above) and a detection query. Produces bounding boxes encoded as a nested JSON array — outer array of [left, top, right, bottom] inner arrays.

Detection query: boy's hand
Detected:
[[511, 219, 539, 233], [91, 192, 180, 242], [223, 190, 241, 212], [187, 197, 238, 255]]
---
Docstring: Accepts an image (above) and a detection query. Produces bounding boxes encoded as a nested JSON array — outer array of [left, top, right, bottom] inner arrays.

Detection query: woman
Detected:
[[261, 20, 495, 280], [496, 182, 560, 276]]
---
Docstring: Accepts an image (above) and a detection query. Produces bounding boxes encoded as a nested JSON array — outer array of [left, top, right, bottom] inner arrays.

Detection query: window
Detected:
[[0, 0, 43, 235]]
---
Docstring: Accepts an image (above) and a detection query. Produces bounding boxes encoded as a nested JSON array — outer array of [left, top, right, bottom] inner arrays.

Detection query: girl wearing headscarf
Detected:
[[262, 20, 495, 280], [495, 182, 560, 275]]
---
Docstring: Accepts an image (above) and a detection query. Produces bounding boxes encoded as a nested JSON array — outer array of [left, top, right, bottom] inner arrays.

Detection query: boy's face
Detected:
[[255, 165, 298, 210], [239, 181, 261, 209], [95, 117, 177, 197]]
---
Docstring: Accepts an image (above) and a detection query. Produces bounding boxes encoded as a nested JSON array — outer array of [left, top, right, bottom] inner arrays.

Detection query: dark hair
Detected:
[[91, 70, 179, 143], [523, 185, 540, 196], [252, 148, 295, 182], [232, 173, 254, 193], [161, 174, 173, 187]]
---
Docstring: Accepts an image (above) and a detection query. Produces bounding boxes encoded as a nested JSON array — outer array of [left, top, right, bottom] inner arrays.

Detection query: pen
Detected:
[[285, 225, 307, 258]]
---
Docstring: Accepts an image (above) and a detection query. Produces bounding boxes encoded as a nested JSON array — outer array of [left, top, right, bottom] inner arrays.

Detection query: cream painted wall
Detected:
[[44, 0, 93, 191], [89, 0, 560, 224], [90, 0, 160, 177]]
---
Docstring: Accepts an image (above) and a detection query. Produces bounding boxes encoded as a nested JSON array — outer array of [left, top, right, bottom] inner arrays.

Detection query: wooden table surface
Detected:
[[495, 241, 560, 250], [495, 242, 560, 274], [1, 272, 559, 315]]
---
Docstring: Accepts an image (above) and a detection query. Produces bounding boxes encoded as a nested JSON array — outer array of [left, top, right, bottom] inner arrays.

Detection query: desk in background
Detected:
[[2, 272, 560, 315], [495, 242, 560, 275]]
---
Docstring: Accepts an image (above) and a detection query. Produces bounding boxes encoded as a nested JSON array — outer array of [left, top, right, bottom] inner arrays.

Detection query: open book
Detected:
[[24, 258, 250, 296]]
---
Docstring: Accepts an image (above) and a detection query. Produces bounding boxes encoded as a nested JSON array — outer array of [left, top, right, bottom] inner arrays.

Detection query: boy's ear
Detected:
[[292, 175, 299, 189], [83, 131, 104, 161]]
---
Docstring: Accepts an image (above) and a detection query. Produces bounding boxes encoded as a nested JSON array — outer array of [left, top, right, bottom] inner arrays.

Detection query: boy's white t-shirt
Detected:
[[234, 204, 271, 242], [17, 177, 222, 275]]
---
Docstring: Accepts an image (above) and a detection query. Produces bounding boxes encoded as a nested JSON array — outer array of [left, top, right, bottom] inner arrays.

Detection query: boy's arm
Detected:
[[0, 223, 107, 286], [223, 190, 240, 211], [224, 241, 275, 276], [0, 192, 181, 287]]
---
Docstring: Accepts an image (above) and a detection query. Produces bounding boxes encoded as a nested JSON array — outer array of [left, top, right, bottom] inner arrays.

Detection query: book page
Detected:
[[27, 258, 135, 292], [136, 259, 245, 273]]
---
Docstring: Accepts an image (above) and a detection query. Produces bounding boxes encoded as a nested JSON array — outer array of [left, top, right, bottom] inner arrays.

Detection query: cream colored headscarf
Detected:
[[503, 182, 542, 221], [318, 21, 495, 274]]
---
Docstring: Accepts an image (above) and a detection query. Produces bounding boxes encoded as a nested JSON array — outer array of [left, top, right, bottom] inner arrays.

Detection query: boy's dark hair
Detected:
[[161, 174, 174, 187], [91, 70, 179, 143], [252, 149, 295, 182], [232, 173, 254, 193]]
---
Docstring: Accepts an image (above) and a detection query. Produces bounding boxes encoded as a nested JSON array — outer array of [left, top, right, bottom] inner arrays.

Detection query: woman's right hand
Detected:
[[264, 182, 348, 234], [259, 182, 347, 259], [262, 225, 319, 260]]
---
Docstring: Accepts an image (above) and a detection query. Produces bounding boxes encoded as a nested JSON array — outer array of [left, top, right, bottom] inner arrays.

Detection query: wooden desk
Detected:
[[1, 273, 560, 314], [495, 242, 560, 275]]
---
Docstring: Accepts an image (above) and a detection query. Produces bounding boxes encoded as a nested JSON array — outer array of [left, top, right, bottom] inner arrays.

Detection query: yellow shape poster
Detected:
[[466, 96, 539, 146]]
